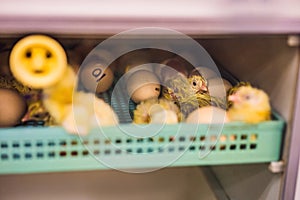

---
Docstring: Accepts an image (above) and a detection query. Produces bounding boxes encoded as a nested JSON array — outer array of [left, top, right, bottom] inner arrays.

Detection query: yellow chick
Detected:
[[227, 86, 271, 123], [133, 98, 182, 124], [42, 66, 76, 123], [62, 91, 119, 135]]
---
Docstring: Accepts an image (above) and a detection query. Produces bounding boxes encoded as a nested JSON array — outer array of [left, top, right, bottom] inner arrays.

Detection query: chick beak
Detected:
[[228, 93, 240, 103], [200, 84, 208, 92]]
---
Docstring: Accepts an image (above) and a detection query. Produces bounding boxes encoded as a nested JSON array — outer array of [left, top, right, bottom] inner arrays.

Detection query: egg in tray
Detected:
[[0, 35, 285, 173]]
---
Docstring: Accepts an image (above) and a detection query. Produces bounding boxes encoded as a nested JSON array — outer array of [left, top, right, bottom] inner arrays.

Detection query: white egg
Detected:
[[208, 77, 233, 96], [186, 106, 229, 124], [126, 70, 160, 103], [80, 62, 114, 94]]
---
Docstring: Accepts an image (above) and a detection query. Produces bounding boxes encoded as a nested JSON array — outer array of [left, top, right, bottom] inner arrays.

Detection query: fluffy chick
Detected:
[[227, 86, 271, 123], [133, 98, 182, 124], [42, 66, 76, 123], [43, 66, 118, 134], [62, 92, 119, 135]]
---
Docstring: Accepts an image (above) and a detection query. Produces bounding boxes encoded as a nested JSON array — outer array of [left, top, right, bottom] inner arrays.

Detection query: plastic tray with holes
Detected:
[[0, 111, 284, 174]]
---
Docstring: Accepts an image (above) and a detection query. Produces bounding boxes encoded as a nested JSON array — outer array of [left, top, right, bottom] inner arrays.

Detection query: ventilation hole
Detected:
[[71, 151, 78, 156], [210, 135, 217, 142], [71, 140, 78, 146], [126, 149, 132, 153], [199, 146, 205, 150], [94, 139, 100, 145], [59, 141, 67, 146], [220, 145, 226, 150], [230, 144, 236, 150], [126, 139, 133, 143], [1, 154, 8, 160], [82, 150, 89, 156], [83, 140, 89, 145], [13, 143, 20, 148], [200, 136, 206, 141], [190, 136, 196, 142], [158, 137, 165, 142], [104, 150, 111, 155], [169, 136, 175, 142], [24, 142, 32, 147], [147, 148, 154, 153], [137, 138, 144, 143], [93, 150, 100, 155], [13, 153, 20, 159], [60, 151, 67, 157], [48, 152, 55, 158], [250, 144, 257, 149], [147, 138, 154, 143], [105, 140, 111, 145], [230, 135, 237, 141], [158, 147, 164, 153], [36, 141, 43, 147], [241, 134, 248, 140], [37, 152, 44, 158], [168, 147, 175, 152], [178, 146, 185, 152], [1, 143, 8, 148], [250, 134, 258, 141], [210, 146, 216, 151], [115, 149, 122, 154], [179, 136, 186, 142], [25, 153, 32, 159], [240, 144, 247, 150], [137, 148, 143, 153], [189, 146, 196, 151], [115, 139, 122, 144], [48, 141, 55, 146], [220, 135, 227, 142]]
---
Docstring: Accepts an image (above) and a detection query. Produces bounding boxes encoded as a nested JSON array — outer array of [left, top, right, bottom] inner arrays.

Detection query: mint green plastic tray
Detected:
[[0, 113, 284, 174]]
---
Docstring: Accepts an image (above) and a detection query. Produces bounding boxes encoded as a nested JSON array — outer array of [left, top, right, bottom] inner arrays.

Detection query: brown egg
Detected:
[[80, 62, 114, 94], [155, 57, 189, 83], [186, 106, 229, 124], [0, 88, 27, 127], [190, 67, 218, 80], [126, 70, 161, 103]]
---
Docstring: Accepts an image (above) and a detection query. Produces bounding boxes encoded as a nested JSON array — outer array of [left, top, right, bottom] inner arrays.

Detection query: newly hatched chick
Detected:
[[133, 98, 182, 124], [62, 92, 119, 135], [188, 75, 208, 94], [227, 86, 271, 123]]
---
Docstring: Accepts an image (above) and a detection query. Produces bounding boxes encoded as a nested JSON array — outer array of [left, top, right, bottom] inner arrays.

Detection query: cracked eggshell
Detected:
[[126, 70, 161, 103]]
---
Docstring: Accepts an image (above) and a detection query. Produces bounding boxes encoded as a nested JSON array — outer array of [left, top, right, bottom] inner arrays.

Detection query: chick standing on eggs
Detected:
[[227, 86, 271, 123]]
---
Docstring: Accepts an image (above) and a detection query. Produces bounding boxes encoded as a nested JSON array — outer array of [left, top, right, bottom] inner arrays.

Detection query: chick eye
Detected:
[[192, 81, 197, 86], [245, 95, 251, 100]]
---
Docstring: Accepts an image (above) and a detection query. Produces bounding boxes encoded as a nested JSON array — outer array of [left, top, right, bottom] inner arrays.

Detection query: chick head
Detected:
[[228, 86, 270, 111]]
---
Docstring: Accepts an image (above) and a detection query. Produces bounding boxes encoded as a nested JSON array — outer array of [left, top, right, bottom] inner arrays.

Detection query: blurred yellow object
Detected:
[[42, 66, 76, 123], [227, 86, 271, 123], [133, 98, 182, 124], [9, 35, 67, 88]]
